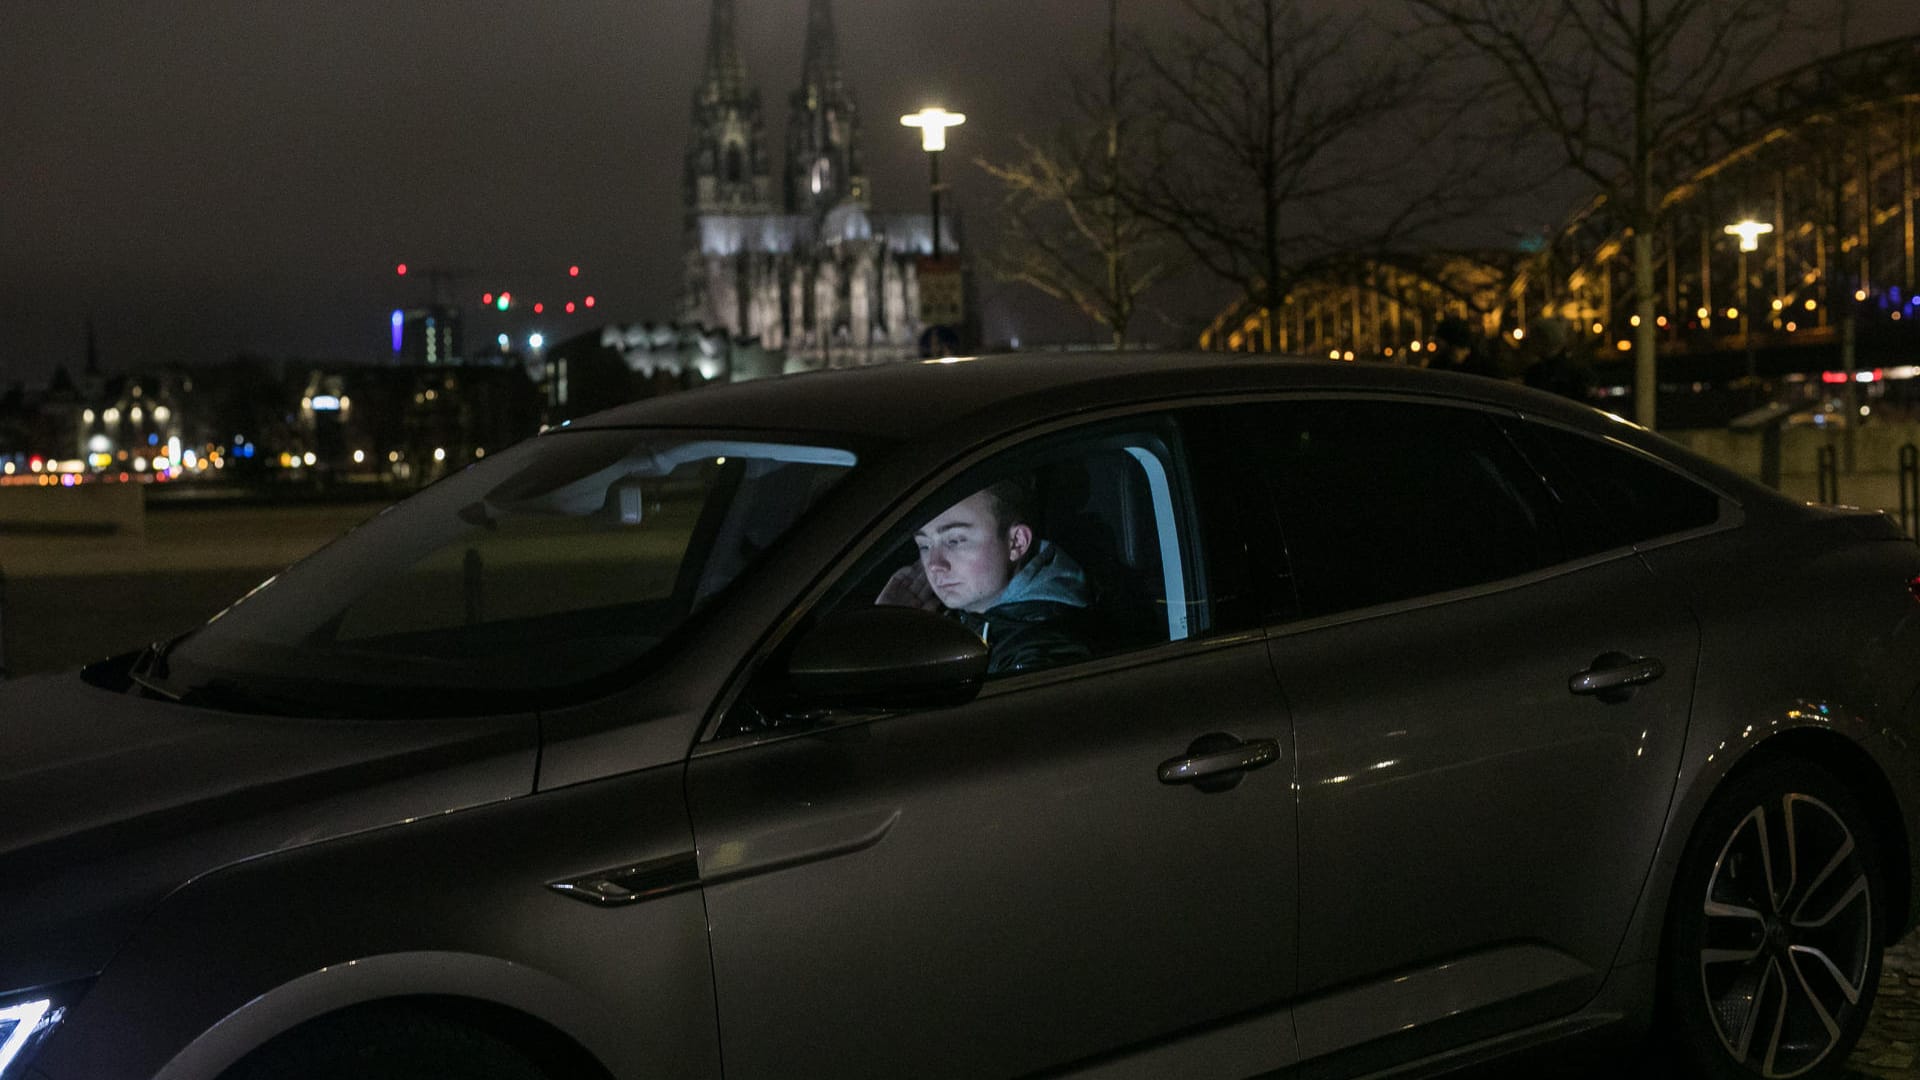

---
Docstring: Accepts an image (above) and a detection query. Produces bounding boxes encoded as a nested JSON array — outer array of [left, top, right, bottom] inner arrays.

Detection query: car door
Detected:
[[1222, 397, 1700, 1067], [684, 413, 1300, 1080]]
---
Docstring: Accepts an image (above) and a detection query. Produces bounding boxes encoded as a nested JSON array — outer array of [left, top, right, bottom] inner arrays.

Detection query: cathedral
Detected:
[[680, 0, 958, 368]]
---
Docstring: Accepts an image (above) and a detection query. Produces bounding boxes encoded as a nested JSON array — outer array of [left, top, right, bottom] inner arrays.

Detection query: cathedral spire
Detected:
[[787, 0, 865, 217], [699, 0, 749, 104], [686, 0, 771, 221], [798, 0, 844, 98]]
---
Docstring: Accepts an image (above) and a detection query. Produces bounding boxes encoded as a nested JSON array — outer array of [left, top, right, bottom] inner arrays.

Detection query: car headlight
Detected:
[[0, 985, 82, 1078]]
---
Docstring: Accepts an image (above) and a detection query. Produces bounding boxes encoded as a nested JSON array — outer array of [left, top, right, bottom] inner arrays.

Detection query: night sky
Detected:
[[2, 1, 1910, 387]]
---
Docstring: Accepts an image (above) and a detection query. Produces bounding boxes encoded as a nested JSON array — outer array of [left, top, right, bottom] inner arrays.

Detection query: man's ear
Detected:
[[1005, 522, 1034, 563]]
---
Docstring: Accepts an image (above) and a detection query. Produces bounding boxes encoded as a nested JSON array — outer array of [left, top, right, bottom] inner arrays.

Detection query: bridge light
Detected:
[[1855, 289, 1869, 302], [1591, 322, 1604, 334], [1629, 315, 1641, 327], [1726, 307, 1739, 320], [1805, 298, 1818, 310], [1771, 299, 1784, 311], [1723, 220, 1773, 252], [1511, 328, 1526, 341], [1657, 316, 1670, 328]]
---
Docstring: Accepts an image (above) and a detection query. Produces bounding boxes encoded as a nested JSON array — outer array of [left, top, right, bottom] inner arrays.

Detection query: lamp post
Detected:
[[901, 106, 966, 260], [1724, 220, 1774, 410]]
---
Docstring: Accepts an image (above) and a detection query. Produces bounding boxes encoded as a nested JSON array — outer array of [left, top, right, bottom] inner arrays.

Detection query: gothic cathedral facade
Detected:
[[680, 0, 952, 368]]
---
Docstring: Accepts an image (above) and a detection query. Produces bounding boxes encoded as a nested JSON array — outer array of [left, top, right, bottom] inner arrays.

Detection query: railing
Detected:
[[1817, 445, 1841, 505], [1902, 444, 1920, 537]]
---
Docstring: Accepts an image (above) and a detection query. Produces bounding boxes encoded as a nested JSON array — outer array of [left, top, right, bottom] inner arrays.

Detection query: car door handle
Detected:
[[1569, 652, 1665, 701], [1159, 734, 1280, 788]]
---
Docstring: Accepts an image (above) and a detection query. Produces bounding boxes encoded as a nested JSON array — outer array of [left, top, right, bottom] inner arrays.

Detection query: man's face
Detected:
[[915, 490, 1032, 613]]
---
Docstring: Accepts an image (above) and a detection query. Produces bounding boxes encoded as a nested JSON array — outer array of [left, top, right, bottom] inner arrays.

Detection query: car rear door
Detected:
[[683, 412, 1300, 1080], [1222, 397, 1700, 1068]]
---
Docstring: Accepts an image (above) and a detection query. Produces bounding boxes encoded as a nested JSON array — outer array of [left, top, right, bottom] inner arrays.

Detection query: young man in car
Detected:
[[876, 478, 1096, 675]]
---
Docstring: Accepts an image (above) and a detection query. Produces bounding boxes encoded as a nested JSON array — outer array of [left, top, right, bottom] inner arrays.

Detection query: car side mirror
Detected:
[[775, 606, 989, 715]]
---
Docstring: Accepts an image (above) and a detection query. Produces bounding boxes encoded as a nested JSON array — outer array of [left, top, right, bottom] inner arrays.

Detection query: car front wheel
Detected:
[[1664, 759, 1886, 1079]]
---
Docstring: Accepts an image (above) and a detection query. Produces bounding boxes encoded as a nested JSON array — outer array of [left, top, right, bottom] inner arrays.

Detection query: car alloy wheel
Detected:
[[1670, 761, 1884, 1079]]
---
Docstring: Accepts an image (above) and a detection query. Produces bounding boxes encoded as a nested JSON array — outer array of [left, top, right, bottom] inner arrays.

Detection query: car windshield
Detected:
[[150, 428, 860, 717]]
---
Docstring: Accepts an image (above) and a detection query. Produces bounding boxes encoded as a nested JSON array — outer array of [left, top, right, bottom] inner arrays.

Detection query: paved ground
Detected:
[[1850, 927, 1920, 1078]]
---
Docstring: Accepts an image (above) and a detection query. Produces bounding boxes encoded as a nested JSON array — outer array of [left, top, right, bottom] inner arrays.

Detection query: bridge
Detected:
[[1202, 33, 1920, 427]]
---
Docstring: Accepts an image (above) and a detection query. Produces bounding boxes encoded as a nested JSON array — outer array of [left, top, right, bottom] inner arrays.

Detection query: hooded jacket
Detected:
[[951, 541, 1096, 675]]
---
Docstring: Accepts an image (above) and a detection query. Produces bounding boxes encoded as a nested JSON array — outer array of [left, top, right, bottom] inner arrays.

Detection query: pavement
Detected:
[[1850, 926, 1920, 1078]]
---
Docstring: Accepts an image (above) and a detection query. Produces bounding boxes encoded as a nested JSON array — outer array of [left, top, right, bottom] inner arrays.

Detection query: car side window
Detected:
[[1235, 399, 1579, 620], [1521, 423, 1723, 545], [815, 417, 1216, 681]]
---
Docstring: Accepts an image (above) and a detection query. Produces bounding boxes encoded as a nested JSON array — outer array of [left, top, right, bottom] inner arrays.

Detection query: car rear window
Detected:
[[1524, 424, 1722, 545]]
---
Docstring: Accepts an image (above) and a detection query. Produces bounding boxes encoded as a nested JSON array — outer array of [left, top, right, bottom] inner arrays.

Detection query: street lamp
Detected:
[[901, 106, 966, 260], [1724, 219, 1774, 408]]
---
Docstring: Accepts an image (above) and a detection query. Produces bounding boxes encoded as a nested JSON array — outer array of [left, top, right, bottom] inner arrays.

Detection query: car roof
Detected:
[[563, 351, 1776, 507], [568, 351, 1624, 441]]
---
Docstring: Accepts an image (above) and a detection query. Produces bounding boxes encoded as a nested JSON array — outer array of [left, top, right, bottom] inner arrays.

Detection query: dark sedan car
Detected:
[[4, 354, 1918, 1080]]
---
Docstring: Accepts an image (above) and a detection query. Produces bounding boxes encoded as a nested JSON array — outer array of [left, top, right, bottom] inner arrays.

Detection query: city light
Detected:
[[497, 333, 509, 349], [529, 333, 545, 349], [496, 292, 512, 311]]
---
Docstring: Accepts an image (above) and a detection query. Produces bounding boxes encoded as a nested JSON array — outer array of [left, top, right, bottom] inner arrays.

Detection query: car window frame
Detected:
[[1207, 391, 1671, 636], [693, 402, 1266, 750], [1506, 413, 1745, 556]]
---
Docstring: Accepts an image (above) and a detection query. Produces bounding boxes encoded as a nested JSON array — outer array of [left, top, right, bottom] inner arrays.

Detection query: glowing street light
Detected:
[[1723, 219, 1774, 252], [901, 106, 966, 260], [1724, 218, 1773, 407]]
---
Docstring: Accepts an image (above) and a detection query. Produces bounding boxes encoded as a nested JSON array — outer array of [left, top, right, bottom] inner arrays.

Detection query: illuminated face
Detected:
[[915, 491, 1032, 613]]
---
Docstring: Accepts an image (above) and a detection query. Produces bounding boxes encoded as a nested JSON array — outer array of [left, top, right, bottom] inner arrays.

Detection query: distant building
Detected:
[[391, 305, 463, 366], [680, 0, 966, 368]]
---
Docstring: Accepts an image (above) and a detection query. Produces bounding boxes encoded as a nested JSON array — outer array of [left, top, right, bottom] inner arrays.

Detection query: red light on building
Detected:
[[396, 263, 408, 276], [565, 302, 576, 314], [569, 265, 580, 277], [533, 302, 544, 314], [483, 292, 494, 305], [585, 296, 596, 308]]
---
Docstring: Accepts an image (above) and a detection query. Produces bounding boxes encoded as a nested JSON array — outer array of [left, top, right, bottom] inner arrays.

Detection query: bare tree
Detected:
[[1126, 0, 1497, 352], [1408, 0, 1794, 427], [977, 0, 1173, 347]]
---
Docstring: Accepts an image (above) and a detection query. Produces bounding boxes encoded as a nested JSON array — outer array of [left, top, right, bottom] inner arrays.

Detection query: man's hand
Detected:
[[875, 561, 941, 611]]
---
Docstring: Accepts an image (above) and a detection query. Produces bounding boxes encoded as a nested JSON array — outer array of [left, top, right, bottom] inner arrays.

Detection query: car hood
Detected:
[[0, 671, 538, 990]]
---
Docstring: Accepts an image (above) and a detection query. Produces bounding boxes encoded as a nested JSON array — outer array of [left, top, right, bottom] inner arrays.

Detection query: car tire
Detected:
[[1661, 758, 1886, 1079], [219, 1005, 562, 1080]]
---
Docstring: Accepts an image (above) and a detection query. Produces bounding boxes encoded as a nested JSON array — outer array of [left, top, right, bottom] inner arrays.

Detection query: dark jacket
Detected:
[[951, 541, 1095, 675]]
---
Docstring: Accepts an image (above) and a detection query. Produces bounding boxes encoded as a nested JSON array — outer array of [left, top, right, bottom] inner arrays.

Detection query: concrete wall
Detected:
[[1665, 423, 1920, 520], [0, 500, 381, 678], [0, 483, 145, 541]]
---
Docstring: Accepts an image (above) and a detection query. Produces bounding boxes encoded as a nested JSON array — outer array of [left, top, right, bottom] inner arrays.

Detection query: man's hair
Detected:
[[980, 476, 1039, 535]]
